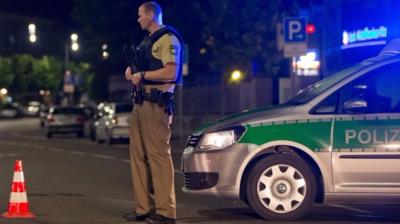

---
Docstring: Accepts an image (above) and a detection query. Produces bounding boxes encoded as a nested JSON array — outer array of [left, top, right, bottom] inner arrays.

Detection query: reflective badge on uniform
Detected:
[[170, 45, 178, 55]]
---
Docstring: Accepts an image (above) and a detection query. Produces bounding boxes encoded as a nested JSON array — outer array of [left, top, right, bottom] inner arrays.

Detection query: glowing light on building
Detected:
[[342, 26, 387, 49], [293, 51, 320, 76]]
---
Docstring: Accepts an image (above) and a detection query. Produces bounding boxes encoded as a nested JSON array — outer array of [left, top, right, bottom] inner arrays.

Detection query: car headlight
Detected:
[[199, 126, 245, 150]]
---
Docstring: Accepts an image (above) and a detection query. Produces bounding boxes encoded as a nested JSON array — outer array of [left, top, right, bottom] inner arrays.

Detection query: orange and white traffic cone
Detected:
[[2, 160, 36, 218]]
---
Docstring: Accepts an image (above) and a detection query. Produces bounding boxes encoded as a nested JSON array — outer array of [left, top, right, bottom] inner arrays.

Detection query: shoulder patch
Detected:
[[152, 46, 160, 53], [169, 45, 179, 55]]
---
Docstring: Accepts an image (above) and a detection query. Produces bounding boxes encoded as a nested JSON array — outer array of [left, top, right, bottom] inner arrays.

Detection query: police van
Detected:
[[181, 39, 400, 220]]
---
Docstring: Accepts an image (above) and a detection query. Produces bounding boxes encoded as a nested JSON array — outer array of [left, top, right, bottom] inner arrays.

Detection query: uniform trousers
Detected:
[[129, 100, 176, 218]]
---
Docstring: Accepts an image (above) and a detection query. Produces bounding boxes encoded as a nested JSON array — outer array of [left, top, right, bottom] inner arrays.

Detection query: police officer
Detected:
[[124, 1, 182, 224]]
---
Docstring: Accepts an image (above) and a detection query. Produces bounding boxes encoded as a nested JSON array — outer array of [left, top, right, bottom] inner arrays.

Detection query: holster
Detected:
[[132, 87, 175, 116]]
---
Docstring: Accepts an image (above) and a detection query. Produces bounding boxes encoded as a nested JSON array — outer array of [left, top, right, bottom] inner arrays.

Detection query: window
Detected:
[[338, 62, 400, 114], [312, 93, 338, 114], [287, 64, 363, 105]]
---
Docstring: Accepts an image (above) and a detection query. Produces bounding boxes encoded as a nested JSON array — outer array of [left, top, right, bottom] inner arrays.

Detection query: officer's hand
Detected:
[[125, 66, 132, 81], [131, 72, 142, 86]]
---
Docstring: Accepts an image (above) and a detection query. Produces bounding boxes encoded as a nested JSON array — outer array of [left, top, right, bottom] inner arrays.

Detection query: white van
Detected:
[[181, 39, 400, 220]]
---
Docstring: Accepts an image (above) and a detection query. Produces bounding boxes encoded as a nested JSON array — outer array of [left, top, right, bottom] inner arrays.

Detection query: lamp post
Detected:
[[64, 33, 79, 71], [0, 88, 8, 104], [63, 33, 79, 105], [26, 24, 81, 106]]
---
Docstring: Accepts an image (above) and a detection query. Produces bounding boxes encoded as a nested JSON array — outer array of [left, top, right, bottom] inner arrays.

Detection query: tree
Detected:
[[0, 56, 13, 87], [68, 61, 94, 97], [199, 0, 298, 79], [0, 54, 93, 102]]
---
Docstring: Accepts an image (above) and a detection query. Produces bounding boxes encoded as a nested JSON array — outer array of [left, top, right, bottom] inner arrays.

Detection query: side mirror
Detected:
[[343, 98, 367, 114]]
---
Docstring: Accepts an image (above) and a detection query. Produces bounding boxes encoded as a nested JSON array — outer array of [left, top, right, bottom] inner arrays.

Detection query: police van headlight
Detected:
[[199, 126, 245, 151]]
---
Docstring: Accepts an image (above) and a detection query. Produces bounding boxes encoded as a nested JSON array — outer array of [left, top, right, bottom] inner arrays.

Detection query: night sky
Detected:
[[0, 0, 72, 23]]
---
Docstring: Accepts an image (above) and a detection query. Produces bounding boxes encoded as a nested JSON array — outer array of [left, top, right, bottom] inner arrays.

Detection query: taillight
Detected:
[[111, 117, 118, 124], [76, 116, 85, 123], [47, 116, 55, 123]]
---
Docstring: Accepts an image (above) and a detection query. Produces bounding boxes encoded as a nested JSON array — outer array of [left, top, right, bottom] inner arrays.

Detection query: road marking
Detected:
[[5, 153, 19, 157], [48, 147, 65, 152], [92, 154, 116, 160], [14, 143, 31, 148], [10, 131, 98, 146], [0, 153, 20, 158], [1, 137, 180, 170], [69, 151, 87, 156], [10, 131, 45, 141], [32, 145, 45, 149]]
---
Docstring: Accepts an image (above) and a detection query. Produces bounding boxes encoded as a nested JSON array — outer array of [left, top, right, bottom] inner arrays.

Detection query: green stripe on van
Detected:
[[240, 119, 332, 152]]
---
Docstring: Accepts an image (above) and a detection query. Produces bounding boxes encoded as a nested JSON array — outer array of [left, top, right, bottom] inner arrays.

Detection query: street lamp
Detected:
[[102, 44, 109, 59], [0, 88, 7, 95], [70, 33, 79, 51], [230, 69, 243, 83], [28, 23, 37, 43], [70, 33, 78, 41]]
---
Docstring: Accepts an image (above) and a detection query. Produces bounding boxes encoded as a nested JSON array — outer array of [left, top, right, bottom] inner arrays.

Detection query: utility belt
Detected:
[[132, 87, 175, 115]]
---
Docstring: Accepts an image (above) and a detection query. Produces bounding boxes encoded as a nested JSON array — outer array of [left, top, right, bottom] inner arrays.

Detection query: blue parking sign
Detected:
[[284, 18, 306, 42]]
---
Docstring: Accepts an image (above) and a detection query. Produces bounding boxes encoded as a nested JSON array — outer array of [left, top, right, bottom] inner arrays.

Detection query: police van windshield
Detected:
[[286, 64, 363, 105]]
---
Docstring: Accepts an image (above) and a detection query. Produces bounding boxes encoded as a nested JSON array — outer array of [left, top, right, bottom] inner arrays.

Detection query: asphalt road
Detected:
[[0, 118, 399, 224]]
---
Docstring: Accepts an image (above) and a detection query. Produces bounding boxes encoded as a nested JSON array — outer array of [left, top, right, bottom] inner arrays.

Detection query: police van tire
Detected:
[[246, 153, 316, 221]]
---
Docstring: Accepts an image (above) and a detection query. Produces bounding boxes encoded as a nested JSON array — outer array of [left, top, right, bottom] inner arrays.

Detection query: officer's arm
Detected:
[[141, 63, 178, 82]]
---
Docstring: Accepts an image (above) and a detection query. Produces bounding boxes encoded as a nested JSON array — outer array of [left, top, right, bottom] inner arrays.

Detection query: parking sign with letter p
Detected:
[[284, 18, 306, 43]]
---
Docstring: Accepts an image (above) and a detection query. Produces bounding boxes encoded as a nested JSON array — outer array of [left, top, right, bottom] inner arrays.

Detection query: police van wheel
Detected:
[[246, 153, 316, 221]]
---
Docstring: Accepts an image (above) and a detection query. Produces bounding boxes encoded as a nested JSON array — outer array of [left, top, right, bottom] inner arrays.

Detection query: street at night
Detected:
[[0, 118, 399, 224], [2, 0, 400, 223]]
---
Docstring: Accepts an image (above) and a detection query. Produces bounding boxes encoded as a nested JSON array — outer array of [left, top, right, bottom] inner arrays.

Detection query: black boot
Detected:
[[124, 211, 154, 221], [146, 213, 176, 224]]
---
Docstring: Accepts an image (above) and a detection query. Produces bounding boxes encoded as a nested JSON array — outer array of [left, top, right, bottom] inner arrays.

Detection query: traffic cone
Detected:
[[2, 160, 36, 218]]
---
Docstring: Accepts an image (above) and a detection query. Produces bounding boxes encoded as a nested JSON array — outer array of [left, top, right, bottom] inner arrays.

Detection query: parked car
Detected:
[[88, 102, 108, 141], [95, 102, 133, 145], [44, 106, 87, 138], [0, 103, 23, 119], [78, 104, 97, 138], [22, 101, 41, 116], [181, 39, 400, 220]]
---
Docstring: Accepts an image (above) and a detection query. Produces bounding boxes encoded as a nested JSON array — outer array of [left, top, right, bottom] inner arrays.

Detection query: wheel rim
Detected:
[[257, 164, 306, 214]]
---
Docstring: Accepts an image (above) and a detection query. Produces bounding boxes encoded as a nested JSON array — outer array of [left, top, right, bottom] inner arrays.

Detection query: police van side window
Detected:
[[338, 62, 400, 114], [312, 93, 338, 114]]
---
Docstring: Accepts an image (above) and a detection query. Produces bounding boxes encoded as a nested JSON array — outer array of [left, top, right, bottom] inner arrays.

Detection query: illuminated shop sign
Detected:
[[342, 26, 387, 49], [293, 50, 320, 76]]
